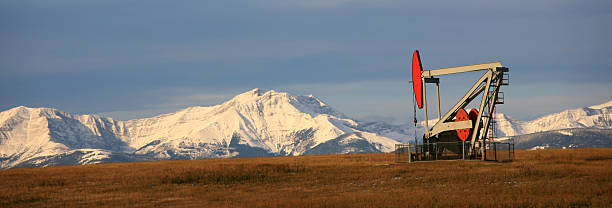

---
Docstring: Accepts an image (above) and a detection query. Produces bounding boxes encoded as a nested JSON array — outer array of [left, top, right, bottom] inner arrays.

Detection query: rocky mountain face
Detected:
[[1, 89, 610, 169]]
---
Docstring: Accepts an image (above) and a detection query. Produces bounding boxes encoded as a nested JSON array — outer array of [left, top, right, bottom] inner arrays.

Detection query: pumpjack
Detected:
[[409, 50, 510, 160]]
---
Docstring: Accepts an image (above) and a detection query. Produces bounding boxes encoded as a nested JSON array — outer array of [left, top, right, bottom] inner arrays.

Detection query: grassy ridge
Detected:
[[1, 148, 611, 207]]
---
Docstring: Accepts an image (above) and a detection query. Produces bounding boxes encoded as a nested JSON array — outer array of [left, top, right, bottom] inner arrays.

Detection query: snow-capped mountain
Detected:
[[494, 101, 612, 137], [0, 89, 397, 169], [122, 89, 396, 159], [0, 107, 132, 169], [1, 89, 610, 169], [513, 128, 612, 150], [369, 101, 612, 140]]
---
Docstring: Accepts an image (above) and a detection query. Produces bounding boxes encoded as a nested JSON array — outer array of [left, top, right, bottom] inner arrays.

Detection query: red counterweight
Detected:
[[412, 50, 423, 109], [455, 108, 479, 141]]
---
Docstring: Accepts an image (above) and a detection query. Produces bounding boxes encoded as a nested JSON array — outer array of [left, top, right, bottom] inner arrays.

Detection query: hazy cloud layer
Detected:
[[1, 0, 610, 122]]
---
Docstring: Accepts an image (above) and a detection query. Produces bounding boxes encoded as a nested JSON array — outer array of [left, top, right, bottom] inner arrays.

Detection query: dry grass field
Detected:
[[1, 148, 611, 207]]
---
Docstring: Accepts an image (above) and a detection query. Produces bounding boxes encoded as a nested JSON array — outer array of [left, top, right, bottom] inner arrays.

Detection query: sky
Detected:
[[1, 0, 611, 123]]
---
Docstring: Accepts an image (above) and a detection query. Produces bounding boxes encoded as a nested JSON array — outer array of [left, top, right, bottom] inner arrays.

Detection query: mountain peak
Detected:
[[589, 100, 612, 109], [7, 105, 30, 112], [1, 105, 64, 118], [233, 88, 279, 98], [229, 88, 295, 104], [244, 88, 263, 96]]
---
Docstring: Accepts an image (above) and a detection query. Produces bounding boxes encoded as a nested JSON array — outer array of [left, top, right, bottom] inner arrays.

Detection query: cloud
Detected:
[[152, 40, 345, 63], [0, 38, 348, 76], [2, 0, 610, 124]]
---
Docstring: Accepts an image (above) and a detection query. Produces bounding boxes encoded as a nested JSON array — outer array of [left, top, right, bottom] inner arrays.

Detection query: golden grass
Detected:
[[1, 148, 611, 207]]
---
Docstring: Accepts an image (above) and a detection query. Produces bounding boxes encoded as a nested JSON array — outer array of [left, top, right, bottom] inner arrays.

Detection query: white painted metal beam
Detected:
[[429, 120, 473, 136], [422, 62, 502, 77]]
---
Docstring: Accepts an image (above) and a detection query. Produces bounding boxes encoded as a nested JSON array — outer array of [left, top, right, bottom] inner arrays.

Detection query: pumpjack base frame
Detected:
[[395, 141, 515, 163]]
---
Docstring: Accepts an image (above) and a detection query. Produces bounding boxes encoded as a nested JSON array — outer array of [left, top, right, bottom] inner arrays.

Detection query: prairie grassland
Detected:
[[1, 148, 611, 207]]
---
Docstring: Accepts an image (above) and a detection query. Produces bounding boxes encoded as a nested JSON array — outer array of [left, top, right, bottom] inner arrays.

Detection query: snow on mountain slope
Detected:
[[354, 100, 612, 142], [589, 100, 612, 109], [0, 89, 398, 168], [122, 88, 396, 158], [513, 128, 612, 150], [0, 107, 65, 168], [494, 103, 611, 137], [0, 106, 131, 168]]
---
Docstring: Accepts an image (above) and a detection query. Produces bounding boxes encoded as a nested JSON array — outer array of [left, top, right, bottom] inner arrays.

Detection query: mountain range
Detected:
[[1, 89, 610, 168]]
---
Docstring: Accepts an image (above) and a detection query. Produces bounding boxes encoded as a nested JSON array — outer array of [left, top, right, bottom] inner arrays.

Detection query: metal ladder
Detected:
[[486, 71, 509, 141]]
